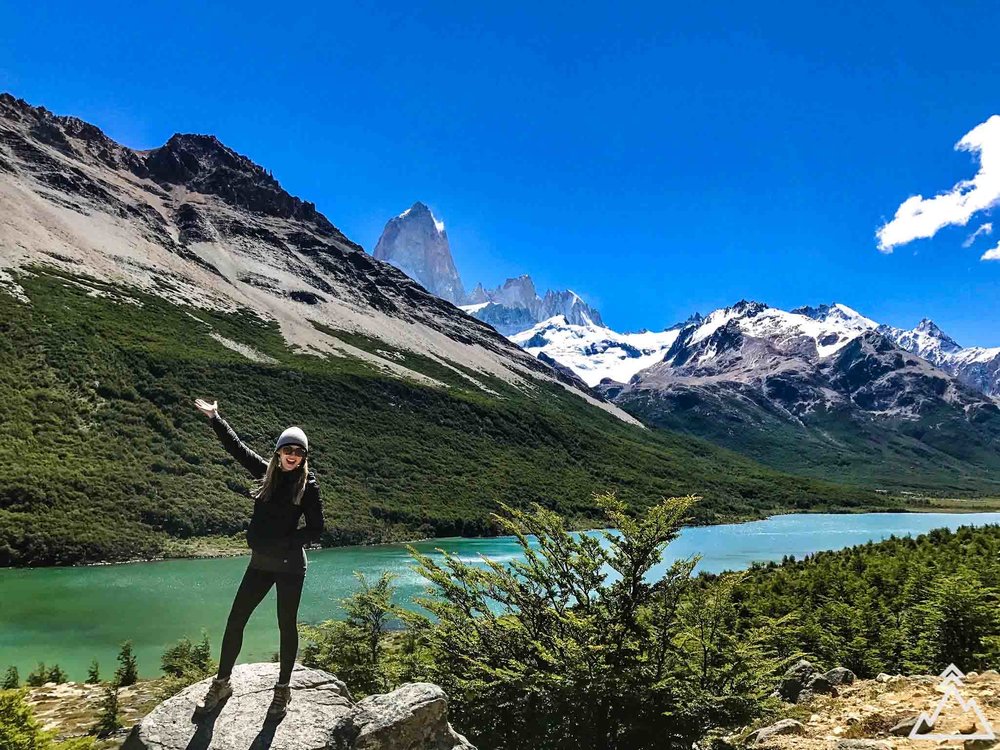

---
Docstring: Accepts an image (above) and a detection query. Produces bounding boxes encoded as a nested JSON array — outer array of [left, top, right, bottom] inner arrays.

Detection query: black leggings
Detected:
[[218, 566, 305, 684]]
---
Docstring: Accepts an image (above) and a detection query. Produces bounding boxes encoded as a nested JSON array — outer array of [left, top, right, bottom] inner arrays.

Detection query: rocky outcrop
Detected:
[[122, 663, 474, 750], [467, 276, 604, 335], [771, 660, 838, 704], [373, 202, 466, 305], [881, 318, 1000, 398]]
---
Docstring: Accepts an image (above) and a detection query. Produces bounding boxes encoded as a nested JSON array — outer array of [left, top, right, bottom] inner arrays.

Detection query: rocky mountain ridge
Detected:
[[371, 201, 602, 334], [528, 299, 1000, 491], [0, 92, 626, 419]]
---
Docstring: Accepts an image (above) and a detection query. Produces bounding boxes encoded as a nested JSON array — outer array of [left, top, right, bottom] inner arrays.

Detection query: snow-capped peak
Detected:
[[396, 201, 445, 234], [509, 315, 681, 387]]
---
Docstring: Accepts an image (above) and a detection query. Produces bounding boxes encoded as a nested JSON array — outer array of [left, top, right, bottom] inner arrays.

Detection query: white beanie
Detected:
[[275, 426, 308, 452]]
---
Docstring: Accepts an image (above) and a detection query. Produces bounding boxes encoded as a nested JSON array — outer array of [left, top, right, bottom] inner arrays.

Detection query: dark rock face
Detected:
[[121, 663, 475, 750], [473, 303, 538, 337], [881, 319, 1000, 398], [537, 351, 603, 398], [145, 135, 341, 234]]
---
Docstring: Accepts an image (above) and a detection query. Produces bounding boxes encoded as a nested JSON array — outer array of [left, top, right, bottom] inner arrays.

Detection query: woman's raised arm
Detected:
[[195, 399, 268, 479]]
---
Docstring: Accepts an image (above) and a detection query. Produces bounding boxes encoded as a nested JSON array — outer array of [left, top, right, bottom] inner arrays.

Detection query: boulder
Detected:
[[834, 741, 892, 749], [121, 663, 475, 750], [824, 667, 857, 686], [796, 673, 837, 703], [890, 713, 930, 736], [772, 660, 819, 702], [745, 718, 805, 747]]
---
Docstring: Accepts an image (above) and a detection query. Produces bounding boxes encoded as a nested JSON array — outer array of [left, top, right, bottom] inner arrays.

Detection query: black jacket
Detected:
[[211, 414, 324, 569]]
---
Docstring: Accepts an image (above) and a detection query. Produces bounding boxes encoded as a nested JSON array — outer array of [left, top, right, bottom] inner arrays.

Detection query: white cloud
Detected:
[[982, 242, 1000, 261], [963, 222, 993, 247], [876, 115, 1000, 253]]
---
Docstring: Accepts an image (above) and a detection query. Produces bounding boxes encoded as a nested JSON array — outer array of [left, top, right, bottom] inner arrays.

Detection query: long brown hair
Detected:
[[252, 453, 309, 505]]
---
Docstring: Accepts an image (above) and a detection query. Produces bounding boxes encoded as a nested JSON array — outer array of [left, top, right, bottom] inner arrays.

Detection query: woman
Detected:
[[192, 398, 324, 720]]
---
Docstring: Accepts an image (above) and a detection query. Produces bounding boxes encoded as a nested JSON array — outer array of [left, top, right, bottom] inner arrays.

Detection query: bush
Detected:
[[0, 689, 46, 750], [300, 572, 400, 696], [91, 682, 120, 737], [403, 493, 780, 750], [160, 633, 214, 679]]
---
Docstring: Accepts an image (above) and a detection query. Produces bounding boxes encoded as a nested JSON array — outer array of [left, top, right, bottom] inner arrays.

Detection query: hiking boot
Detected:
[[194, 676, 232, 713], [266, 682, 291, 719]]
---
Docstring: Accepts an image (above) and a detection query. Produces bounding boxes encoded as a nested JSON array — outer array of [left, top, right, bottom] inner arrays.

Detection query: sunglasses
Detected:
[[278, 446, 307, 458]]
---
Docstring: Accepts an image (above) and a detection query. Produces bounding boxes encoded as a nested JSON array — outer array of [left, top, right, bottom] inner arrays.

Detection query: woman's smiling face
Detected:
[[277, 445, 306, 471]]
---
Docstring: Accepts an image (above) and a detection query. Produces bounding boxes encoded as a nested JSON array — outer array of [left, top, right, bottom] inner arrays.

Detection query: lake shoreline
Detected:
[[14, 497, 1000, 571]]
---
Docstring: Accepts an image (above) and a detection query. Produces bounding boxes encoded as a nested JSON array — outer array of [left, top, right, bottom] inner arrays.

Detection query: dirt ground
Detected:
[[743, 670, 999, 749]]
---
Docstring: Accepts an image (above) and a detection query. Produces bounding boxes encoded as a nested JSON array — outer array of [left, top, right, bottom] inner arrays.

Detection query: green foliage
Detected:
[[24, 662, 52, 687], [46, 666, 66, 685], [719, 524, 1000, 676], [155, 633, 216, 700], [301, 572, 401, 695], [0, 267, 892, 567], [0, 689, 47, 750], [160, 633, 214, 679], [91, 682, 121, 738], [0, 689, 94, 750], [2, 667, 18, 689], [114, 642, 137, 687], [404, 494, 780, 750], [903, 568, 1000, 672], [619, 387, 1000, 495], [85, 661, 99, 685]]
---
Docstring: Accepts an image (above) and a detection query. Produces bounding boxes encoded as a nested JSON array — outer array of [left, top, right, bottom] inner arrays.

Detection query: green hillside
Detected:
[[616, 385, 1000, 495], [0, 266, 894, 566]]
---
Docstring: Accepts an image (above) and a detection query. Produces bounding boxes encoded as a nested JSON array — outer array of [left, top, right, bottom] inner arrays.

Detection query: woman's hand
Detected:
[[194, 398, 219, 419]]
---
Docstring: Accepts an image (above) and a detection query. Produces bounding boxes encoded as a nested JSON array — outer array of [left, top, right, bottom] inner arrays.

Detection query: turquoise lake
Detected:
[[1, 511, 998, 681]]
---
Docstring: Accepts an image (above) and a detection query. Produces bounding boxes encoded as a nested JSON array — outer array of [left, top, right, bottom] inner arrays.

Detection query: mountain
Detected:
[[372, 201, 466, 305], [510, 315, 684, 387], [542, 300, 1000, 493], [461, 275, 604, 335], [0, 94, 886, 565], [371, 203, 603, 334], [880, 319, 1000, 397]]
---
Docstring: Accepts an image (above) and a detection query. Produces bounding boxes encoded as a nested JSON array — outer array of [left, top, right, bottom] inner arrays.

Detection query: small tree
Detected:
[[300, 571, 400, 695], [25, 664, 47, 688], [2, 666, 18, 689], [92, 681, 122, 737], [115, 642, 138, 686], [45, 665, 67, 685], [160, 632, 214, 679], [85, 660, 100, 685]]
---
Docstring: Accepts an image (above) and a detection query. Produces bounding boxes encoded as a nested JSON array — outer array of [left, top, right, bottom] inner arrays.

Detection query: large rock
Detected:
[[824, 667, 856, 686], [772, 659, 819, 702], [121, 663, 474, 750], [744, 718, 805, 747]]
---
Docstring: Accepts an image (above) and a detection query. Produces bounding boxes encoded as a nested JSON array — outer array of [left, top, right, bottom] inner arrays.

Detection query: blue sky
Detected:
[[3, 1, 999, 344]]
